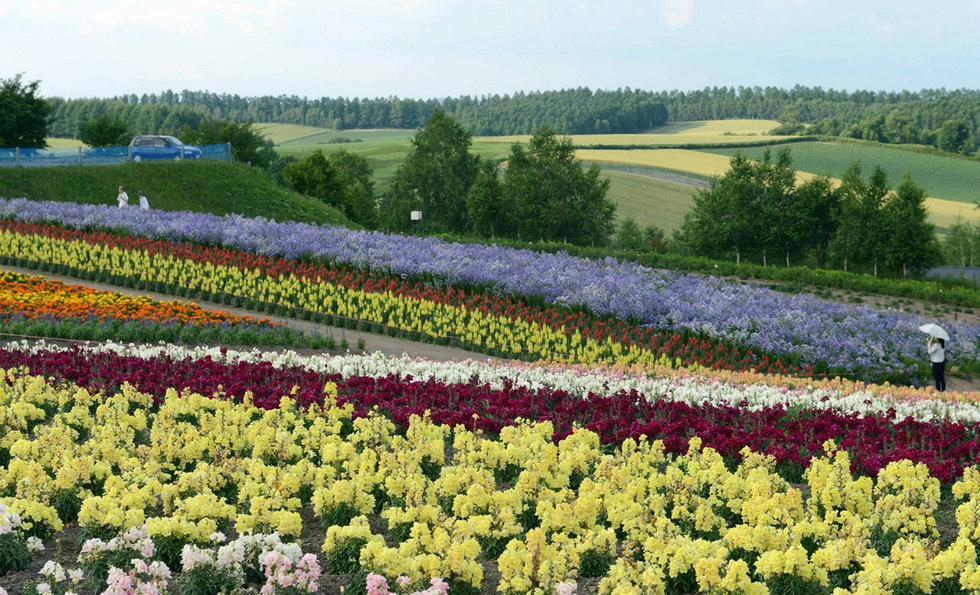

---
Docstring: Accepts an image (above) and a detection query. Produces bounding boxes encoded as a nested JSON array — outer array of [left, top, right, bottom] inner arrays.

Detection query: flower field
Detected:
[[1, 200, 980, 593], [0, 270, 334, 349], [0, 343, 979, 593], [2, 199, 978, 377]]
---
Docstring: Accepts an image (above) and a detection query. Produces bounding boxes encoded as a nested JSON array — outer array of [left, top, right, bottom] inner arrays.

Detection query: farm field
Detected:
[[43, 138, 84, 148], [476, 119, 789, 146], [1, 198, 980, 593], [602, 169, 697, 233]]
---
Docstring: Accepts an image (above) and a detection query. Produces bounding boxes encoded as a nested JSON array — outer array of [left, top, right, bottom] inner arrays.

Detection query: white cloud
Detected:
[[873, 20, 898, 38], [662, 0, 693, 27]]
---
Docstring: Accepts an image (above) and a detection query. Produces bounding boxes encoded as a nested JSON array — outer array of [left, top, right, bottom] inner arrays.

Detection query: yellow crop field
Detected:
[[577, 149, 733, 177], [478, 119, 788, 146], [44, 138, 84, 148], [253, 123, 333, 145]]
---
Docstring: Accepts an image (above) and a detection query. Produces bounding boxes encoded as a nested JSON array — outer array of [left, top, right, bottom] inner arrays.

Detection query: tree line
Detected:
[[679, 149, 941, 277], [43, 87, 669, 138], [38, 85, 980, 153]]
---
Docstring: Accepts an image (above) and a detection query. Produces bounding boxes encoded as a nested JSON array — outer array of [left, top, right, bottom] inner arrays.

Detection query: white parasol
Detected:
[[918, 323, 949, 341]]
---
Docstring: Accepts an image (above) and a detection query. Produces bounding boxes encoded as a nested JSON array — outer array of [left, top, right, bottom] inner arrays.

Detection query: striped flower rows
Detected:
[[0, 219, 798, 375], [1, 357, 979, 593], [1, 198, 977, 375], [2, 340, 978, 483]]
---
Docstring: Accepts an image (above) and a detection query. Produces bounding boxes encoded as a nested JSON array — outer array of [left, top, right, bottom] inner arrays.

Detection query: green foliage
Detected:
[[0, 74, 51, 148], [180, 118, 275, 168], [882, 173, 943, 276], [466, 159, 514, 238], [942, 219, 980, 267], [937, 119, 972, 155], [612, 217, 645, 251], [327, 149, 377, 226], [379, 109, 479, 234], [326, 536, 367, 574], [176, 564, 243, 595], [283, 149, 349, 213], [0, 532, 31, 574], [685, 150, 940, 275], [503, 126, 616, 246], [80, 112, 131, 147]]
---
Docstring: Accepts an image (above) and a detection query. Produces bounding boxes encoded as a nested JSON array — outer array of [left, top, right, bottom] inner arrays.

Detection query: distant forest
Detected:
[[45, 86, 980, 150]]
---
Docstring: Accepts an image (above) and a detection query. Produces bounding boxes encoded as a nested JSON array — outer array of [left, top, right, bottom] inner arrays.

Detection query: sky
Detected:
[[2, 0, 980, 101]]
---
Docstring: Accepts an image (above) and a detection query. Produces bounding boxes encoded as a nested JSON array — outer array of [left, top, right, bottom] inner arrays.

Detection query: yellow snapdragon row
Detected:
[[0, 231, 679, 367], [2, 369, 980, 592]]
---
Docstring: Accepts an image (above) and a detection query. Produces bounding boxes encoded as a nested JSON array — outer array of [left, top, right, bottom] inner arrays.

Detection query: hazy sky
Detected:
[[3, 0, 979, 101]]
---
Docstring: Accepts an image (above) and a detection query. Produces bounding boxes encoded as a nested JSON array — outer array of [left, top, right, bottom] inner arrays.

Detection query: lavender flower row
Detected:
[[1, 198, 976, 373]]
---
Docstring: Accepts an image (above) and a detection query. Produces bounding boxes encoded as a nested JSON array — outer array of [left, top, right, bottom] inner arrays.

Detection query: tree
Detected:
[[502, 126, 615, 246], [937, 119, 972, 154], [378, 109, 478, 234], [326, 149, 376, 227], [0, 74, 51, 148], [80, 112, 130, 146], [771, 104, 803, 135], [860, 165, 891, 275], [465, 160, 515, 239], [755, 148, 797, 265], [282, 149, 350, 213], [794, 175, 838, 268], [643, 224, 668, 253], [828, 161, 866, 272], [881, 173, 941, 276], [682, 153, 761, 263], [942, 218, 979, 267], [180, 118, 274, 167], [612, 217, 645, 251]]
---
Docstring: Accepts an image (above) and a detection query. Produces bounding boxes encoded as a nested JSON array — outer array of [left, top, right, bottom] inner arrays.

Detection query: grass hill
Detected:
[[0, 160, 352, 226]]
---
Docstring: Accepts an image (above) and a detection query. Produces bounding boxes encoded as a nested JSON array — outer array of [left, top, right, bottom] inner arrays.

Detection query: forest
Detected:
[[43, 86, 980, 152]]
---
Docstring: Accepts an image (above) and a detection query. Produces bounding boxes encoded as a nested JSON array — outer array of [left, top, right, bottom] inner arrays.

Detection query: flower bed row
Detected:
[[0, 269, 334, 350], [1, 198, 977, 374], [1, 370, 979, 593], [1, 341, 978, 484], [0, 219, 800, 375]]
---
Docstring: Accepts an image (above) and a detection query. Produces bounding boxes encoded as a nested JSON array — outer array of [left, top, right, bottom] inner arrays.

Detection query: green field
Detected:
[[603, 170, 697, 233], [703, 142, 980, 205]]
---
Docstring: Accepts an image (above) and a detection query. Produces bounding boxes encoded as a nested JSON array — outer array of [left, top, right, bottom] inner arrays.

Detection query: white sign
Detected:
[[410, 211, 422, 221]]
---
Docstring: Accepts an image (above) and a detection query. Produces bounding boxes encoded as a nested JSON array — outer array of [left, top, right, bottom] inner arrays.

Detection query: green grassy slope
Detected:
[[604, 170, 697, 233], [0, 160, 352, 226], [703, 142, 980, 204]]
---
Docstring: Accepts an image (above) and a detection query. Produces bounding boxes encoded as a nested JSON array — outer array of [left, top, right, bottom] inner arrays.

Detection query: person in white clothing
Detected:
[[138, 190, 149, 210], [116, 186, 129, 208], [927, 336, 946, 392]]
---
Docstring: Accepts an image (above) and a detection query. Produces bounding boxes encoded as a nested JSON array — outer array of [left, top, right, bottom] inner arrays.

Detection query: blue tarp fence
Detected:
[[0, 143, 232, 167]]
